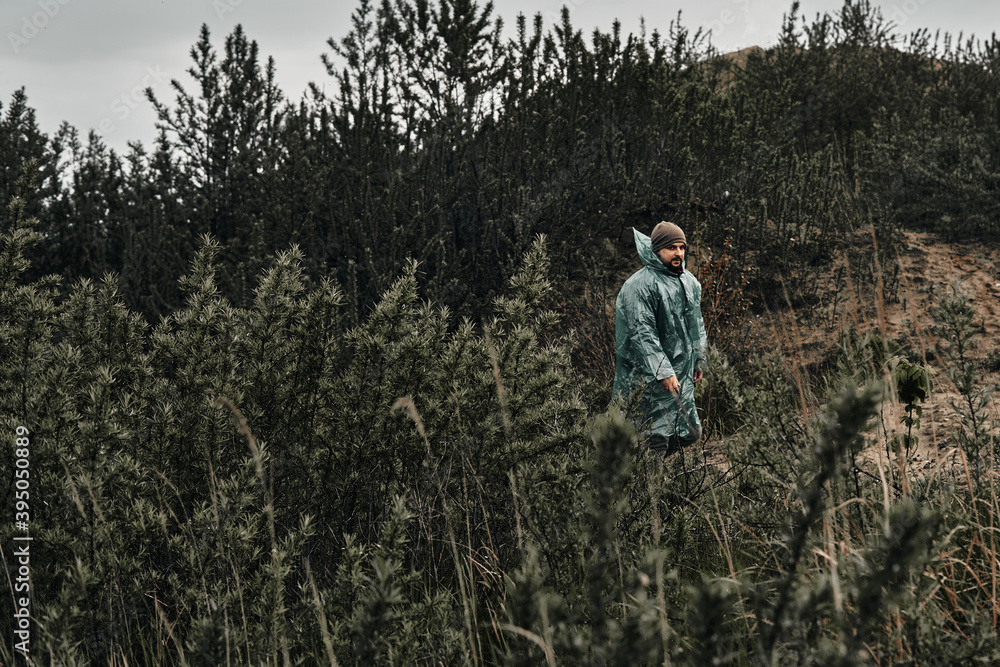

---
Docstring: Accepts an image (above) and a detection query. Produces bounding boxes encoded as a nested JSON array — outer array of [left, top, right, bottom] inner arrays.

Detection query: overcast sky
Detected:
[[2, 0, 999, 155]]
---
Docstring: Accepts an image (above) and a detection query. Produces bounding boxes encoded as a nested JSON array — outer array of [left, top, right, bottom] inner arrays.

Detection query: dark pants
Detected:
[[647, 426, 701, 458]]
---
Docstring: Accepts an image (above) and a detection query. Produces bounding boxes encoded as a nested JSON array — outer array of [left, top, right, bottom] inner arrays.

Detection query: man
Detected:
[[613, 221, 707, 457]]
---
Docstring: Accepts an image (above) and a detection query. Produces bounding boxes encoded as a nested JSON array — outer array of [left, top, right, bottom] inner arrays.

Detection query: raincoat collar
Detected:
[[633, 228, 685, 275]]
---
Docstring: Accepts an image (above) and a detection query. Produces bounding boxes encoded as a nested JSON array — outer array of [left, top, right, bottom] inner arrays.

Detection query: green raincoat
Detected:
[[613, 228, 707, 440]]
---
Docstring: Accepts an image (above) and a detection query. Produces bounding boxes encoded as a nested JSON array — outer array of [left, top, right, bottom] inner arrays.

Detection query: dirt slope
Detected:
[[762, 231, 1000, 469]]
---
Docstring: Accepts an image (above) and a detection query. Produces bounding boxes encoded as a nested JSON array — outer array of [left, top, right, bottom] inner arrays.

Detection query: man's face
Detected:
[[656, 243, 685, 271]]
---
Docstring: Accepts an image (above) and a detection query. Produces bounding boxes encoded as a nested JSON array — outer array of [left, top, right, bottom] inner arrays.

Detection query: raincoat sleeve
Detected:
[[692, 281, 708, 371], [630, 283, 675, 382]]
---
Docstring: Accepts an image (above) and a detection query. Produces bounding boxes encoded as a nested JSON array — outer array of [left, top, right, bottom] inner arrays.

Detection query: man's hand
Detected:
[[660, 376, 680, 394], [662, 371, 702, 393]]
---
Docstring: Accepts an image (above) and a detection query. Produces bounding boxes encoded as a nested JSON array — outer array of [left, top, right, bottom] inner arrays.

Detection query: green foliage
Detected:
[[20, 0, 1000, 320], [891, 357, 932, 455], [831, 328, 933, 457], [2, 186, 1000, 664], [931, 280, 998, 472], [0, 228, 591, 663], [500, 411, 667, 666], [6, 1, 1000, 664]]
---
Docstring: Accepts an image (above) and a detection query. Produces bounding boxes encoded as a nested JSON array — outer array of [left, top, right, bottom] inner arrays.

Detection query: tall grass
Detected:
[[2, 191, 1000, 664]]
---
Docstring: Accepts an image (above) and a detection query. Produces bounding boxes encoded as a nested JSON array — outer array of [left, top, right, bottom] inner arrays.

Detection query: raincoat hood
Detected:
[[634, 228, 685, 274]]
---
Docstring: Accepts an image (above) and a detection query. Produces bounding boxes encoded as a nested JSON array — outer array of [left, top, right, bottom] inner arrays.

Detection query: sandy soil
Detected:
[[758, 231, 1000, 473]]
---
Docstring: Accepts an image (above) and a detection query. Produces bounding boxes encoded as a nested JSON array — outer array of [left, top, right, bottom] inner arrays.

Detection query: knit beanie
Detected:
[[650, 221, 686, 253]]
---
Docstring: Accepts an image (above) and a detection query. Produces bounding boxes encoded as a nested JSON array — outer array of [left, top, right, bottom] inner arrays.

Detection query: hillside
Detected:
[[755, 230, 1000, 470], [6, 0, 1000, 661]]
